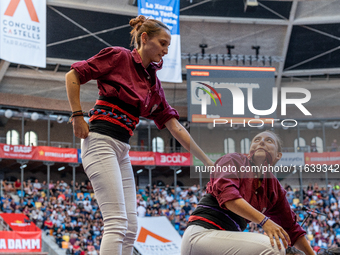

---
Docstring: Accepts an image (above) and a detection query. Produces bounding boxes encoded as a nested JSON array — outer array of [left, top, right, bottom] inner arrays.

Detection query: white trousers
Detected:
[[181, 225, 285, 255], [82, 132, 137, 255]]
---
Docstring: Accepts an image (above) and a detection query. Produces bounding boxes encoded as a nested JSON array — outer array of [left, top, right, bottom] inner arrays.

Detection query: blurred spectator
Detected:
[[86, 181, 93, 192], [24, 181, 33, 197], [311, 142, 318, 152], [41, 180, 48, 193], [72, 240, 82, 255], [307, 183, 314, 198], [286, 187, 295, 205], [58, 180, 67, 192], [137, 201, 146, 217], [190, 184, 198, 193], [33, 179, 41, 191], [2, 180, 15, 193], [182, 202, 192, 215], [175, 184, 182, 195], [87, 245, 98, 255], [79, 182, 87, 193], [84, 200, 93, 215], [14, 179, 21, 190], [54, 228, 63, 248], [49, 180, 55, 196], [331, 139, 338, 152]]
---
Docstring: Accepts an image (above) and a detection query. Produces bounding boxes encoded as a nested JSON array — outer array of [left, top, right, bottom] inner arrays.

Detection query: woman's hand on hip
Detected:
[[72, 117, 89, 139], [262, 218, 291, 250]]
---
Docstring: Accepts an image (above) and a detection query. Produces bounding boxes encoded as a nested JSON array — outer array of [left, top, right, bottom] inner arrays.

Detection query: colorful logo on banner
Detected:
[[194, 82, 223, 115], [137, 227, 171, 243], [138, 0, 182, 83], [135, 216, 181, 254], [0, 0, 46, 67], [155, 152, 191, 166], [4, 0, 39, 22]]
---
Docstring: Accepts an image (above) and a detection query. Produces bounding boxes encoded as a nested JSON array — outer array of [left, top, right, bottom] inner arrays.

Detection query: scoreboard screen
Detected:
[[186, 65, 276, 123]]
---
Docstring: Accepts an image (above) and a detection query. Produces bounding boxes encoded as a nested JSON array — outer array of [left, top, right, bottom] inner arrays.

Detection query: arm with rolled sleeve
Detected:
[[207, 155, 267, 224], [207, 154, 292, 250], [71, 47, 123, 84], [207, 154, 244, 209]]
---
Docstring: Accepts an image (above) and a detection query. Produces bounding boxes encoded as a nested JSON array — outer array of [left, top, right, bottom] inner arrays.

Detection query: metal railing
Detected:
[[1, 137, 339, 153]]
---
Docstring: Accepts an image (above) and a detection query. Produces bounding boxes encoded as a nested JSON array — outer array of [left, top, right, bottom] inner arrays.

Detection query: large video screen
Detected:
[[187, 65, 276, 124]]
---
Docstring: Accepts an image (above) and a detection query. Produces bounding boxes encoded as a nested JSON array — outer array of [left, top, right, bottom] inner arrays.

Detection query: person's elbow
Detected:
[[65, 69, 73, 80], [164, 117, 178, 130], [65, 69, 80, 84]]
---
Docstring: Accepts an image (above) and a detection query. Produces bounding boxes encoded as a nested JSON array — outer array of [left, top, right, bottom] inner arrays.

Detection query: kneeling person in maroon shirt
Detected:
[[181, 131, 314, 255]]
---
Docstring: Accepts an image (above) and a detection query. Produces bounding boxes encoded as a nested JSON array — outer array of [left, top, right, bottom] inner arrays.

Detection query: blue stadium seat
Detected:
[[17, 190, 25, 197], [84, 193, 91, 200], [335, 228, 340, 235]]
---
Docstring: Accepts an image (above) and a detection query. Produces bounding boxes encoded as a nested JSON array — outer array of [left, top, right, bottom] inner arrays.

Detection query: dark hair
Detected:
[[129, 15, 169, 48]]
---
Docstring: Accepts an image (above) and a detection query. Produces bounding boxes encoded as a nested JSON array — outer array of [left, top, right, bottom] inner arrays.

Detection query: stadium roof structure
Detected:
[[1, 0, 340, 118]]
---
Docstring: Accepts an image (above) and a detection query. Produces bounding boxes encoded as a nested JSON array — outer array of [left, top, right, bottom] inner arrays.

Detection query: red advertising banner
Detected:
[[36, 146, 78, 163], [0, 213, 40, 232], [305, 152, 340, 165], [0, 143, 78, 163], [0, 144, 202, 166], [129, 151, 155, 165], [155, 152, 191, 166], [0, 144, 36, 160], [0, 231, 41, 252]]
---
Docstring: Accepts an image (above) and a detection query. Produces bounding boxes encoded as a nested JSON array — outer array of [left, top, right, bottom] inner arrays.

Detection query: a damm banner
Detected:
[[138, 0, 182, 83], [0, 231, 41, 252], [0, 0, 46, 67]]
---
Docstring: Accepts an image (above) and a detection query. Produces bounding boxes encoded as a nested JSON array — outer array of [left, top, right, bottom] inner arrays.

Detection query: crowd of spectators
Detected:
[[1, 178, 100, 255], [1, 178, 340, 254], [136, 182, 340, 253]]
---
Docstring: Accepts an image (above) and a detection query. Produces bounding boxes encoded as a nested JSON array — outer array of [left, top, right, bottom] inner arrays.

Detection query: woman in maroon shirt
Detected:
[[65, 15, 212, 255], [182, 131, 314, 255]]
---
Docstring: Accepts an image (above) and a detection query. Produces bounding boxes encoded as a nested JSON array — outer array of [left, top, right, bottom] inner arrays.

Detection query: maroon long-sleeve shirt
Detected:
[[71, 47, 179, 130], [206, 153, 306, 245]]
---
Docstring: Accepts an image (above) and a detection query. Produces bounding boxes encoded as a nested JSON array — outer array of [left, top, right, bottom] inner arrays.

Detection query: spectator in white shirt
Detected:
[[33, 179, 42, 190], [166, 194, 174, 203], [84, 201, 93, 214], [137, 202, 146, 217], [189, 194, 198, 204]]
